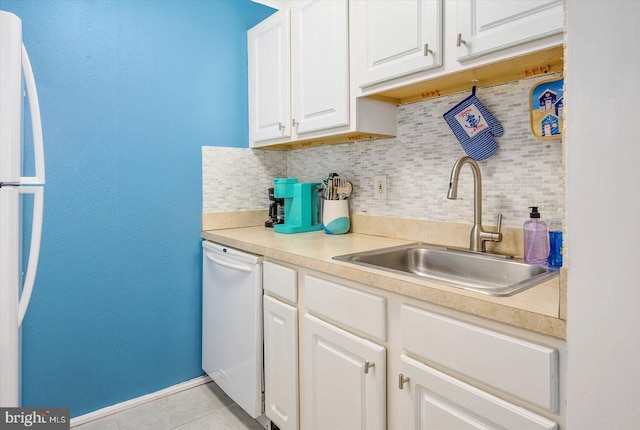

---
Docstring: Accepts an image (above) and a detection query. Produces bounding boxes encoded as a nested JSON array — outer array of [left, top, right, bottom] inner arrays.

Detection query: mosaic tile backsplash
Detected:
[[202, 146, 286, 213], [203, 74, 564, 229]]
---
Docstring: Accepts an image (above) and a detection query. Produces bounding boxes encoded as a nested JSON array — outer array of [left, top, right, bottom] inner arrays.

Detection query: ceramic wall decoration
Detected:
[[530, 77, 564, 139]]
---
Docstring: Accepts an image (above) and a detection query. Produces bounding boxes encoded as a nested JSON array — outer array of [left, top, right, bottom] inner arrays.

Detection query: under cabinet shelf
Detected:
[[366, 46, 564, 105]]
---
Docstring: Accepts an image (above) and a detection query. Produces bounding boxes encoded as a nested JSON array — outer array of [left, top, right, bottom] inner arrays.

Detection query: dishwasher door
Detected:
[[202, 241, 263, 418]]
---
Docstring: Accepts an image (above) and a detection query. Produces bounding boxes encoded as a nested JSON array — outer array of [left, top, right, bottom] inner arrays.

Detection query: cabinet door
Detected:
[[291, 0, 349, 135], [248, 10, 291, 144], [456, 0, 563, 61], [302, 313, 386, 430], [398, 355, 557, 430], [264, 296, 299, 430], [358, 0, 443, 88]]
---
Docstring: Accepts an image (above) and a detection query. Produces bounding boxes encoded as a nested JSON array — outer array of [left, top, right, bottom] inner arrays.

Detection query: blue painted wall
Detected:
[[0, 0, 273, 417]]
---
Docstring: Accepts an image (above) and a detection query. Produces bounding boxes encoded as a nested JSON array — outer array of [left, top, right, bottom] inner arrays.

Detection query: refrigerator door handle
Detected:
[[18, 186, 44, 326], [20, 43, 45, 186]]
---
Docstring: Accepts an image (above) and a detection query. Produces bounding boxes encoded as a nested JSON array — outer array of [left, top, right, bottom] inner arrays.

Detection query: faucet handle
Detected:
[[480, 213, 503, 243], [492, 213, 503, 242]]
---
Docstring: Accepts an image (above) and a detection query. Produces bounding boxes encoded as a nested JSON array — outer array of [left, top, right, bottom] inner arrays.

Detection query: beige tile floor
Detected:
[[72, 382, 265, 430]]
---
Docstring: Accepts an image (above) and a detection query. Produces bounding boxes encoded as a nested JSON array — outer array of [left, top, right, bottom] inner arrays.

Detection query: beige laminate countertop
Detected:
[[201, 227, 566, 339]]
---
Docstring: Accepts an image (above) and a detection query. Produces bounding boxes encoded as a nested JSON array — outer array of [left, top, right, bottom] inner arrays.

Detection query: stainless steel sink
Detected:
[[333, 243, 559, 296]]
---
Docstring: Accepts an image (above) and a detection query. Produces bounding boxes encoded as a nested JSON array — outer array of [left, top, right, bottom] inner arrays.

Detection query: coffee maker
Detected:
[[273, 178, 322, 234], [265, 187, 285, 228]]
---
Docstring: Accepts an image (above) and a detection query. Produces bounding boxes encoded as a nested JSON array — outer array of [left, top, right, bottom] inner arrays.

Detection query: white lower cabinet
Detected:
[[264, 295, 299, 430], [261, 266, 564, 430], [302, 313, 386, 430], [263, 261, 300, 430], [398, 355, 558, 430], [401, 305, 559, 412]]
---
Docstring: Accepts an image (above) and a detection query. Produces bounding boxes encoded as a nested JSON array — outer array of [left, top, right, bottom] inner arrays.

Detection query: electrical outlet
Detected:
[[374, 175, 387, 200]]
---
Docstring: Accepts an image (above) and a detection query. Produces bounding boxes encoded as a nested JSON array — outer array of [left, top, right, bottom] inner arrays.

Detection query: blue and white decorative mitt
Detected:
[[443, 87, 503, 160]]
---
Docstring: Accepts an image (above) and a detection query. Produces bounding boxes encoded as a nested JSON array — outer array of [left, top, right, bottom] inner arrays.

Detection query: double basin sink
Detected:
[[333, 243, 558, 297]]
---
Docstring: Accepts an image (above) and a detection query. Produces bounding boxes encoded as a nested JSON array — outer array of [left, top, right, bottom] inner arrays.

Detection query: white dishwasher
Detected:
[[202, 240, 264, 418]]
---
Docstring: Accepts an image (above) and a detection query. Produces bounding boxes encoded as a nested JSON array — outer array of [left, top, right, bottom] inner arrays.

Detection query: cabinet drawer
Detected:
[[304, 275, 386, 342], [264, 261, 297, 303], [401, 305, 558, 412]]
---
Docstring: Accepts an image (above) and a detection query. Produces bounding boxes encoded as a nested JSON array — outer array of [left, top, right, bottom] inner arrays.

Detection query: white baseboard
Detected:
[[70, 375, 212, 427]]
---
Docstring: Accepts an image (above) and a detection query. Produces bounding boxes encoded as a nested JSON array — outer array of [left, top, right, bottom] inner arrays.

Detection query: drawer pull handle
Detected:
[[457, 33, 467, 47], [424, 43, 433, 56], [398, 374, 410, 389], [364, 361, 375, 374], [278, 122, 285, 131]]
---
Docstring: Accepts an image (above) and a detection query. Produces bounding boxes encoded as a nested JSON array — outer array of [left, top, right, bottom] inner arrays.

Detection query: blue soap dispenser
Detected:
[[547, 216, 563, 268]]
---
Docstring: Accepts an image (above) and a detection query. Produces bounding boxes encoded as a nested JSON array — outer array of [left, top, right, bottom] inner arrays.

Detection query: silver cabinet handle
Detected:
[[278, 122, 285, 131], [457, 33, 467, 46], [424, 43, 433, 56], [292, 118, 299, 128], [399, 374, 410, 389], [364, 361, 375, 374]]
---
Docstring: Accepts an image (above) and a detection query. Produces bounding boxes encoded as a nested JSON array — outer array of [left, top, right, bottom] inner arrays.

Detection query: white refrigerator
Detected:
[[0, 10, 45, 406]]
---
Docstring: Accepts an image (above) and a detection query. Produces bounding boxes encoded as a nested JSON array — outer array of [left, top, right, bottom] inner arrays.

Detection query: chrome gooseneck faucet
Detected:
[[447, 156, 503, 252]]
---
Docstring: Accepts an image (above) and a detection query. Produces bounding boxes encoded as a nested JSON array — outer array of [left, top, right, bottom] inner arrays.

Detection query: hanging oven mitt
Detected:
[[443, 86, 503, 160]]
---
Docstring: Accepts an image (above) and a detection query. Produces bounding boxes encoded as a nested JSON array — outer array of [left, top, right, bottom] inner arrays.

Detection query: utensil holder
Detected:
[[322, 200, 350, 235]]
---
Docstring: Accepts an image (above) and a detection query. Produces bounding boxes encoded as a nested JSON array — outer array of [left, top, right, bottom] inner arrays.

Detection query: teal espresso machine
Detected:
[[273, 178, 322, 233]]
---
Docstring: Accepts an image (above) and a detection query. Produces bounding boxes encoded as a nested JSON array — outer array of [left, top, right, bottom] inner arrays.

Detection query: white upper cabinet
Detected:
[[456, 0, 564, 61], [291, 0, 349, 135], [355, 0, 564, 100], [357, 0, 443, 88], [248, 0, 398, 149], [248, 10, 291, 143]]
